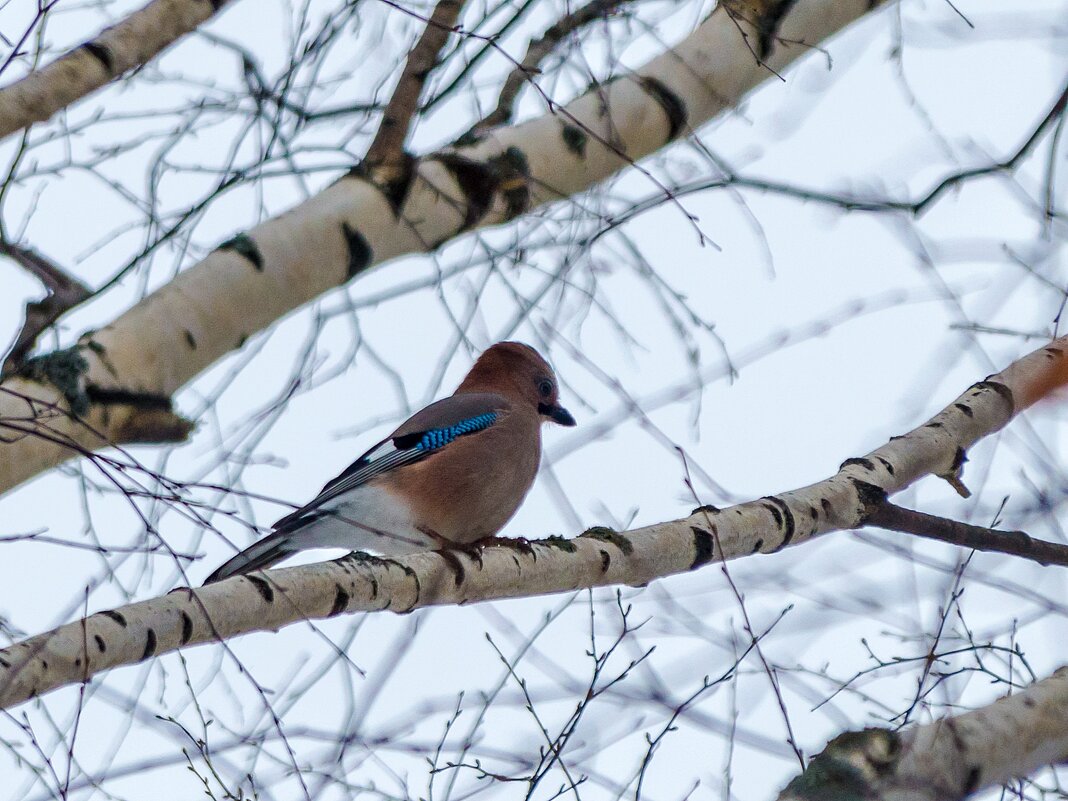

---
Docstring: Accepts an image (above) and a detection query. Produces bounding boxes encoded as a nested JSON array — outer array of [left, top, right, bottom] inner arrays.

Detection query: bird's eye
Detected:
[[538, 379, 554, 398]]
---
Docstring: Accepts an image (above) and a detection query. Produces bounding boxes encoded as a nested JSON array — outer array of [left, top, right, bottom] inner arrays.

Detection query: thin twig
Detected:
[[911, 76, 1068, 214], [605, 77, 1068, 231], [467, 0, 631, 136], [421, 0, 542, 114]]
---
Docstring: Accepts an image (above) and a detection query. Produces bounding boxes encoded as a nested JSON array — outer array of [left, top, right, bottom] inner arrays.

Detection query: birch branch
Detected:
[[0, 334, 1063, 711], [0, 0, 235, 141], [778, 667, 1068, 801], [0, 0, 893, 494]]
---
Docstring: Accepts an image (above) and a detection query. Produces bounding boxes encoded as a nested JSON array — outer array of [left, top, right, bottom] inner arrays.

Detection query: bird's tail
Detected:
[[203, 532, 293, 585]]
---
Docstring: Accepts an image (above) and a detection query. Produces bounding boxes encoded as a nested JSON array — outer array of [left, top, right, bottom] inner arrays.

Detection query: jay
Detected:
[[204, 341, 575, 583]]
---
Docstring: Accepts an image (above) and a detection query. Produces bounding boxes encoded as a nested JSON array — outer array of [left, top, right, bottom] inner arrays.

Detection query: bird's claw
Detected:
[[475, 535, 535, 556], [453, 541, 486, 568], [424, 528, 486, 568]]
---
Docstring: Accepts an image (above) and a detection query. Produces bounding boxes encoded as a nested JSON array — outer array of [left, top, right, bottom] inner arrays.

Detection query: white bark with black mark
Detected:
[[778, 667, 1068, 801], [0, 0, 234, 141], [0, 0, 892, 493], [0, 333, 1061, 712]]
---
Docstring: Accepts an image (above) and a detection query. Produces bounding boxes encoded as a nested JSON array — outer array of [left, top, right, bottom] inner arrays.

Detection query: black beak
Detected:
[[538, 402, 576, 426]]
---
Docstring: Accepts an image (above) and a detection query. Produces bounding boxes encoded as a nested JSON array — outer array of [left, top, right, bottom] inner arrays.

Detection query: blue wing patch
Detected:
[[415, 412, 497, 451]]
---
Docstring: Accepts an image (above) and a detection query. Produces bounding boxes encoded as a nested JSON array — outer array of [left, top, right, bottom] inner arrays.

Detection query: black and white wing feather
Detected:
[[272, 391, 508, 533]]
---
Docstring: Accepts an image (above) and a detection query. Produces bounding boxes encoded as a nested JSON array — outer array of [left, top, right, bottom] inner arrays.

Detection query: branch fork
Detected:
[[1, 242, 91, 376]]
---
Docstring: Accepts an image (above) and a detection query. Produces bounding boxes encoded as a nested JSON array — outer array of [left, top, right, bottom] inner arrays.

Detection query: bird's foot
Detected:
[[421, 527, 486, 567], [473, 535, 536, 556]]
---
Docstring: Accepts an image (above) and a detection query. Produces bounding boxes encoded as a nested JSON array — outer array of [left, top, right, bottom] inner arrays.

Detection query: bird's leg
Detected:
[[419, 526, 485, 567]]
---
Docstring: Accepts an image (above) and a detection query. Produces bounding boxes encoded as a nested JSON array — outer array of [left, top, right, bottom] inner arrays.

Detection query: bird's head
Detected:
[[459, 341, 576, 426]]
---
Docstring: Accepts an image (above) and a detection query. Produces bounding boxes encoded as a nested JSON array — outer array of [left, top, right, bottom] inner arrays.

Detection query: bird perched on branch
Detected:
[[204, 341, 575, 584]]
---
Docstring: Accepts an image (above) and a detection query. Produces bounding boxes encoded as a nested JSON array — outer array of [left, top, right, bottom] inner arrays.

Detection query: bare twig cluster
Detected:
[[1, 0, 1066, 799]]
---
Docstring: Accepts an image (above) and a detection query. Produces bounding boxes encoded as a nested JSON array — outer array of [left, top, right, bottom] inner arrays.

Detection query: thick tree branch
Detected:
[[0, 0, 236, 142], [0, 0, 895, 494], [1, 242, 92, 376], [779, 667, 1068, 801], [0, 334, 1062, 711]]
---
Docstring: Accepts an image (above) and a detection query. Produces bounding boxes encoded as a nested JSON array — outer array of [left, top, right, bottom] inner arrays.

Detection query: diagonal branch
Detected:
[[696, 77, 1068, 217], [778, 667, 1068, 801], [863, 497, 1068, 568], [1, 242, 92, 376], [911, 75, 1068, 215], [0, 333, 1063, 711], [597, 76, 1068, 231], [466, 0, 631, 137], [363, 0, 465, 170], [0, 0, 896, 494], [0, 0, 237, 142]]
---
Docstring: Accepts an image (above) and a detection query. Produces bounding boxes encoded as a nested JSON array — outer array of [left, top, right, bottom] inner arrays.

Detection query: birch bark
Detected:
[[0, 333, 1062, 712], [779, 668, 1068, 801], [0, 0, 234, 141], [0, 0, 892, 493]]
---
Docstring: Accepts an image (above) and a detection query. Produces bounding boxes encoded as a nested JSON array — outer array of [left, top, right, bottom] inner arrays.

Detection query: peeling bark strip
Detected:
[[10, 346, 191, 447], [7, 345, 193, 445], [779, 667, 1068, 801], [0, 336, 1062, 711], [0, 0, 234, 141], [0, 0, 895, 493]]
